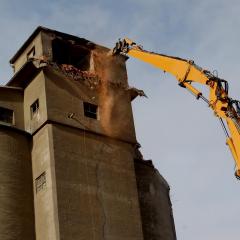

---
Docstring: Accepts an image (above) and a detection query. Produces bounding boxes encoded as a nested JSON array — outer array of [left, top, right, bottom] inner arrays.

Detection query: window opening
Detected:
[[35, 172, 46, 193], [30, 99, 39, 119], [27, 46, 35, 60], [0, 107, 14, 125], [83, 102, 98, 119]]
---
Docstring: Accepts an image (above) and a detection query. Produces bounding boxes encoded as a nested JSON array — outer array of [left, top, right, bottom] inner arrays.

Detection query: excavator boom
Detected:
[[113, 38, 240, 178]]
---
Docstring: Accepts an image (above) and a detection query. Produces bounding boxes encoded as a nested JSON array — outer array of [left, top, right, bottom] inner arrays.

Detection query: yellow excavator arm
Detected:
[[113, 38, 240, 179]]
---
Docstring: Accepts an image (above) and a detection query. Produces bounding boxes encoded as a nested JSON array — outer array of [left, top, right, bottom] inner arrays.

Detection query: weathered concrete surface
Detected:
[[24, 70, 48, 134], [52, 124, 143, 240], [11, 31, 43, 73], [0, 126, 35, 240], [0, 86, 24, 130], [31, 122, 144, 240], [44, 66, 136, 143], [135, 159, 177, 240], [31, 124, 60, 240]]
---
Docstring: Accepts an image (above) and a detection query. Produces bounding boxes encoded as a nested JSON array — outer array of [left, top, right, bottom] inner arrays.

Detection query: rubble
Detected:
[[31, 56, 147, 99], [128, 86, 147, 100]]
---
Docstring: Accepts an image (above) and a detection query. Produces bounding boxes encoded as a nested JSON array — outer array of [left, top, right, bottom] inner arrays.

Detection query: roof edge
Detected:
[[6, 60, 42, 87], [10, 26, 43, 64], [0, 85, 23, 91], [9, 26, 100, 64], [0, 124, 31, 137]]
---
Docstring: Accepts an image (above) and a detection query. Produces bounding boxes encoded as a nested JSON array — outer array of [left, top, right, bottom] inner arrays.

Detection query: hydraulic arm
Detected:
[[113, 38, 240, 179]]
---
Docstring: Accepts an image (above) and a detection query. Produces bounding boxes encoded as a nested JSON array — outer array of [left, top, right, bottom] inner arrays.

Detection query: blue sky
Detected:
[[0, 0, 240, 239]]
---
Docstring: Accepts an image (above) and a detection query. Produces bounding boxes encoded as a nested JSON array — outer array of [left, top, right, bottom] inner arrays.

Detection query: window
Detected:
[[35, 172, 46, 193], [0, 107, 14, 125], [83, 102, 98, 119], [27, 46, 35, 60], [30, 99, 39, 119]]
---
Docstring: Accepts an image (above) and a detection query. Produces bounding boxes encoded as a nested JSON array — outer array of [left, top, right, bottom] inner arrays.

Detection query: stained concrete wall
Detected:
[[0, 126, 35, 240], [0, 87, 24, 130], [44, 67, 101, 132], [44, 66, 136, 143], [41, 31, 55, 60], [31, 124, 60, 240], [31, 122, 144, 240], [51, 123, 143, 240], [24, 70, 48, 133], [135, 160, 177, 240]]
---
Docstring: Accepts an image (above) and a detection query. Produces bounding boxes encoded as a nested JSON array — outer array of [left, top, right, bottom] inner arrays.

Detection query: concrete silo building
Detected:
[[0, 27, 176, 240]]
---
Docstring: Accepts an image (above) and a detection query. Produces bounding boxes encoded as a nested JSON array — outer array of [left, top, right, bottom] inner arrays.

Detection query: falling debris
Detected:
[[60, 64, 99, 82], [128, 86, 148, 100]]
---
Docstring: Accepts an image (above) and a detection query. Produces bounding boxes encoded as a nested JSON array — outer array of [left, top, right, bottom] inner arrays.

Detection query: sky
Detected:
[[0, 0, 240, 239]]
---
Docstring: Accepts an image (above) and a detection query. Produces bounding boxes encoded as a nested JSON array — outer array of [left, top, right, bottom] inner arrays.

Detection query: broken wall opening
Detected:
[[52, 38, 91, 71]]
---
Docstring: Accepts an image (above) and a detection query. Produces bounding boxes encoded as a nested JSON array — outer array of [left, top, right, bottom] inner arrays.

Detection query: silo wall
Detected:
[[0, 126, 35, 239], [135, 159, 177, 240]]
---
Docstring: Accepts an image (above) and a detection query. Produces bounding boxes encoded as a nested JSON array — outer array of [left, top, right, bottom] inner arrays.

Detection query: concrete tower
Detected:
[[0, 27, 176, 240]]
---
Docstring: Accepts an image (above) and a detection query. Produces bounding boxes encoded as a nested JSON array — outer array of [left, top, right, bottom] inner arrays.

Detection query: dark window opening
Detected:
[[0, 107, 14, 125], [83, 102, 98, 119], [35, 172, 46, 193], [27, 46, 35, 60], [52, 38, 91, 70], [31, 99, 39, 119]]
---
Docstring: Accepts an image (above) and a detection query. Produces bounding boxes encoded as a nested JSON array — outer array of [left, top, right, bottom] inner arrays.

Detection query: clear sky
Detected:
[[0, 0, 240, 239]]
